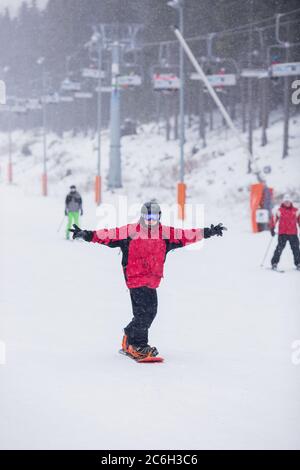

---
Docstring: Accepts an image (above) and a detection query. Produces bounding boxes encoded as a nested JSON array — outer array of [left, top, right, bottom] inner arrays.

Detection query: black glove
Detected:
[[270, 228, 275, 237], [204, 223, 227, 239], [80, 209, 83, 216], [69, 224, 93, 242], [65, 209, 68, 216]]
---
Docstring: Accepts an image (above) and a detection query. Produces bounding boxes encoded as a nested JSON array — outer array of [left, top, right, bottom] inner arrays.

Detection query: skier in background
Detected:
[[69, 200, 227, 360], [65, 185, 83, 240], [270, 194, 300, 270]]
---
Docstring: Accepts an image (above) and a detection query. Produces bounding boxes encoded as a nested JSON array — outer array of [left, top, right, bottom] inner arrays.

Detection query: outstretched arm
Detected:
[[69, 224, 128, 248], [203, 223, 227, 239], [164, 223, 227, 251], [69, 224, 93, 241]]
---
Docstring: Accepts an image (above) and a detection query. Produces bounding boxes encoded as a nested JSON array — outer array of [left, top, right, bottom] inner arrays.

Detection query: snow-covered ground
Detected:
[[0, 183, 299, 450], [0, 111, 300, 209], [0, 111, 300, 449]]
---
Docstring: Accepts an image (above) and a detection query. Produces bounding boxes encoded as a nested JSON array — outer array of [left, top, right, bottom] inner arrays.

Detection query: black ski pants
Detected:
[[271, 234, 300, 266], [124, 287, 158, 347]]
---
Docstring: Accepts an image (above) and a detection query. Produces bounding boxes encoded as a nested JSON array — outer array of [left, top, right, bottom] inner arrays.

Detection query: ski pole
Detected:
[[57, 215, 66, 233], [260, 235, 275, 267]]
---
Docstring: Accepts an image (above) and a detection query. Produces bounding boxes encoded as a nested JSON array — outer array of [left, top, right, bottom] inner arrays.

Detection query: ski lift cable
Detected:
[[256, 19, 300, 34], [142, 8, 300, 49], [200, 19, 299, 45], [276, 7, 300, 18], [42, 11, 299, 83], [141, 20, 297, 59]]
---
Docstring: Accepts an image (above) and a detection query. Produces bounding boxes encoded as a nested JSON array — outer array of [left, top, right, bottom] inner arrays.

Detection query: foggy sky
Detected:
[[0, 0, 48, 16]]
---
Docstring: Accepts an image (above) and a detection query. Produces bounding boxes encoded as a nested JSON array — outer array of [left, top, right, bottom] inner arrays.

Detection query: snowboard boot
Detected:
[[121, 334, 129, 353], [271, 264, 278, 270], [296, 264, 300, 271], [127, 344, 159, 359]]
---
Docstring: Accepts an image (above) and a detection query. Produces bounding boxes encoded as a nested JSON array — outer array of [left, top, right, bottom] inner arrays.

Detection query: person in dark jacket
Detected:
[[70, 200, 227, 359], [270, 194, 300, 270], [65, 185, 83, 240]]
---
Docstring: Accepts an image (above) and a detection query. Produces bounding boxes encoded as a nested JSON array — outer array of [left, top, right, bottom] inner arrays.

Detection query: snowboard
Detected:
[[119, 349, 164, 363]]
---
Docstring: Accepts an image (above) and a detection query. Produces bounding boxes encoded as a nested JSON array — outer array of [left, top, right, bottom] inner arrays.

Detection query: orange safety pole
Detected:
[[177, 182, 186, 220], [42, 173, 48, 197], [95, 175, 101, 205], [250, 183, 263, 232], [8, 162, 13, 184]]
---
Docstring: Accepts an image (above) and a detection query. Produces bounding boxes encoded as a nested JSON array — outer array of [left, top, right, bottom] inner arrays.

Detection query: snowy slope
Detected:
[[0, 112, 299, 211], [0, 184, 300, 450], [1, 110, 300, 449]]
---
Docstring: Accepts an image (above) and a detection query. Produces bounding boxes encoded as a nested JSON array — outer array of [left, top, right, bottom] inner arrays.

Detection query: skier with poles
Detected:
[[65, 185, 83, 240], [69, 200, 227, 361], [270, 194, 300, 271]]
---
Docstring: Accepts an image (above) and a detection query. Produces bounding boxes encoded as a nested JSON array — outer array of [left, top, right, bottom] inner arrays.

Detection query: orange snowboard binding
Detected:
[[120, 335, 163, 363]]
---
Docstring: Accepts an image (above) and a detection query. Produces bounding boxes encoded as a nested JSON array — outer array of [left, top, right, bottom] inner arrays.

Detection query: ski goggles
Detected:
[[142, 213, 160, 221]]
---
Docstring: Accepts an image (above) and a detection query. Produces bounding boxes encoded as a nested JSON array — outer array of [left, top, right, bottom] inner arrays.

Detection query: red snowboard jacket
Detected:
[[271, 204, 300, 235], [91, 222, 203, 289]]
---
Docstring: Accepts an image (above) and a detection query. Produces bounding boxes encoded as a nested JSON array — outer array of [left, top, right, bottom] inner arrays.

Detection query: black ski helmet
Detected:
[[141, 200, 161, 219]]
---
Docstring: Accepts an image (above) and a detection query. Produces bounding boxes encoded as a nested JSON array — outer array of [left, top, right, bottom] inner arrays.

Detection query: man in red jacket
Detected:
[[70, 201, 226, 359], [270, 194, 300, 270]]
